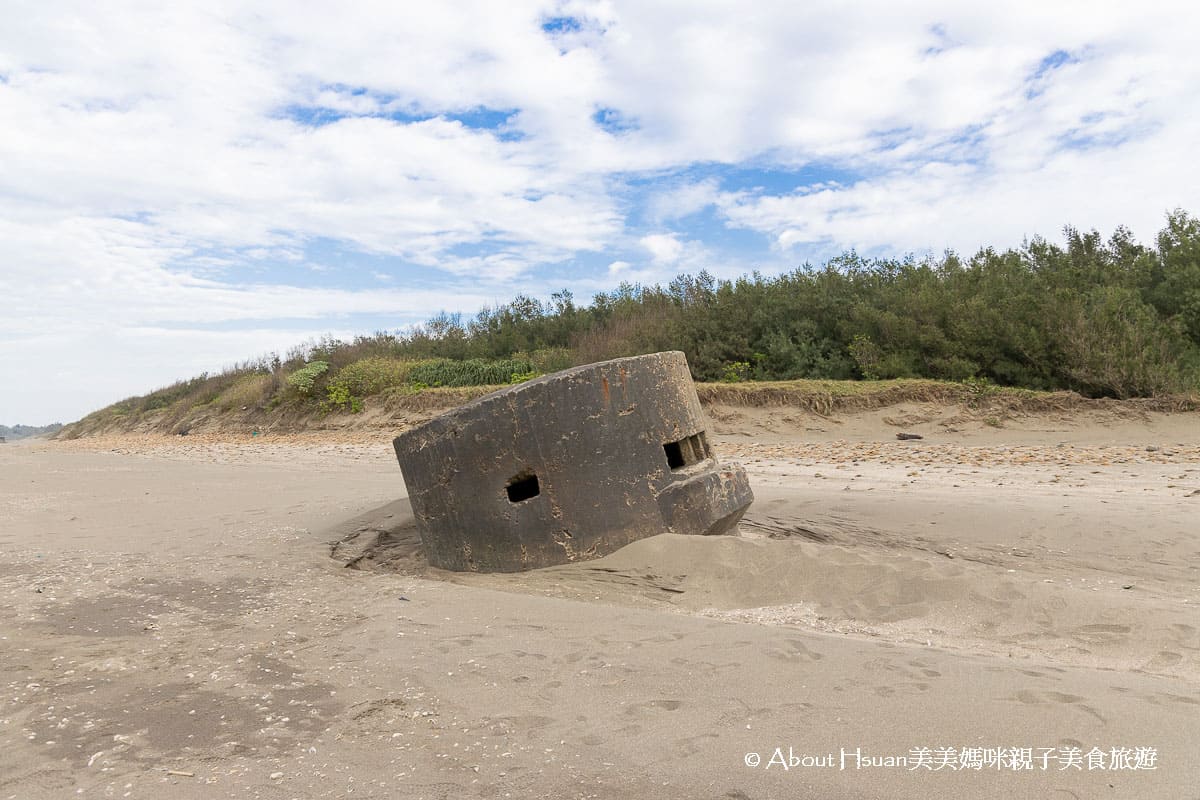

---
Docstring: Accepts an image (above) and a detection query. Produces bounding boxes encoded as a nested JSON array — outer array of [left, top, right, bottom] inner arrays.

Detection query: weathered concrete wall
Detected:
[[393, 351, 753, 572]]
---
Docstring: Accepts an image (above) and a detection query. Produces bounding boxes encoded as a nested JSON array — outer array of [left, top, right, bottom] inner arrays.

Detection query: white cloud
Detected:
[[607, 233, 719, 286], [718, 112, 1200, 257], [639, 233, 684, 264], [646, 179, 720, 223]]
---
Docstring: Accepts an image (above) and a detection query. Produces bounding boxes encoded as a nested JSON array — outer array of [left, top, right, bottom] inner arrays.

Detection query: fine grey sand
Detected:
[[1, 407, 1198, 798]]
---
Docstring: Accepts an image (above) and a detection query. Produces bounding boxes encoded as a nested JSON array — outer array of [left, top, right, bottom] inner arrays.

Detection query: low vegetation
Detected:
[[60, 211, 1200, 437]]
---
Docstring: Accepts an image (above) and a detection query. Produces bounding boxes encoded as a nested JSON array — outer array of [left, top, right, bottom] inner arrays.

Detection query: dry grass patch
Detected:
[[214, 373, 276, 411]]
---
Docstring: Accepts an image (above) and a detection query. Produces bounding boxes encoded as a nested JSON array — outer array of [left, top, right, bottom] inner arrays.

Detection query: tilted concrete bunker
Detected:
[[393, 351, 753, 572]]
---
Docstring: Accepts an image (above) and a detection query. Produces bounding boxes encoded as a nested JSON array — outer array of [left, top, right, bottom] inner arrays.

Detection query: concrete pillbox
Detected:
[[393, 351, 753, 572]]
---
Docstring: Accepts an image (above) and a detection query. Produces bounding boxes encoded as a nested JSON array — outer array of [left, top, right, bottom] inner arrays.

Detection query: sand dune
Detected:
[[2, 406, 1198, 798]]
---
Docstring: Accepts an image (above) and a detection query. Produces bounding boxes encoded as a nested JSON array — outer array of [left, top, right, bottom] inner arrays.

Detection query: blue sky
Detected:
[[2, 1, 1199, 424]]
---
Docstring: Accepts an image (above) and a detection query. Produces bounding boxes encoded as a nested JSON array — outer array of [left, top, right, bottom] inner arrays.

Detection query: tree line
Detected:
[[314, 210, 1199, 398]]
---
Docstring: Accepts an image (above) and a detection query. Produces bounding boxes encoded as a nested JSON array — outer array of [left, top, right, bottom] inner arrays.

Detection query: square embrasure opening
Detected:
[[663, 431, 710, 470], [506, 471, 540, 503]]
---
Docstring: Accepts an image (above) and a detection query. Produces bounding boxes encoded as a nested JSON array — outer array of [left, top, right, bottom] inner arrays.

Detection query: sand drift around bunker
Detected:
[[392, 351, 754, 572]]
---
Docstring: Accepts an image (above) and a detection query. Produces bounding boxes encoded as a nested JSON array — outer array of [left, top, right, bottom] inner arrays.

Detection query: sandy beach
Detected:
[[2, 406, 1198, 799]]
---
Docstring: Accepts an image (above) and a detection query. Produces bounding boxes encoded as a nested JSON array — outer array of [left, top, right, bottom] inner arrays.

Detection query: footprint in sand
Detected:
[[434, 635, 482, 653], [907, 658, 941, 678], [764, 638, 824, 663], [674, 731, 720, 756], [1013, 690, 1085, 704], [668, 656, 738, 674], [1011, 690, 1106, 724], [625, 699, 684, 715], [1146, 651, 1183, 670], [350, 698, 407, 725], [491, 714, 555, 732], [1070, 623, 1131, 645]]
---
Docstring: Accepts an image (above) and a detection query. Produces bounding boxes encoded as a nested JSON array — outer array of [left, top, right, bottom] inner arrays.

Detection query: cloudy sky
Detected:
[[3, 1, 1199, 424]]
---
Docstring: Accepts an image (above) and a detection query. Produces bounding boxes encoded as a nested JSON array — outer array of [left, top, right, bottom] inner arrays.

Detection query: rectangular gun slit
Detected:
[[506, 472, 540, 502], [664, 431, 709, 470]]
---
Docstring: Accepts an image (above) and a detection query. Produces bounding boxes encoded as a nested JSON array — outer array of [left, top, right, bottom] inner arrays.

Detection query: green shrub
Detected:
[[848, 335, 882, 380], [320, 357, 539, 410], [328, 357, 414, 397], [407, 357, 536, 387], [1054, 287, 1187, 398], [960, 375, 996, 396], [720, 361, 752, 383], [285, 361, 330, 396], [527, 347, 574, 374], [323, 383, 364, 413], [322, 357, 413, 411]]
